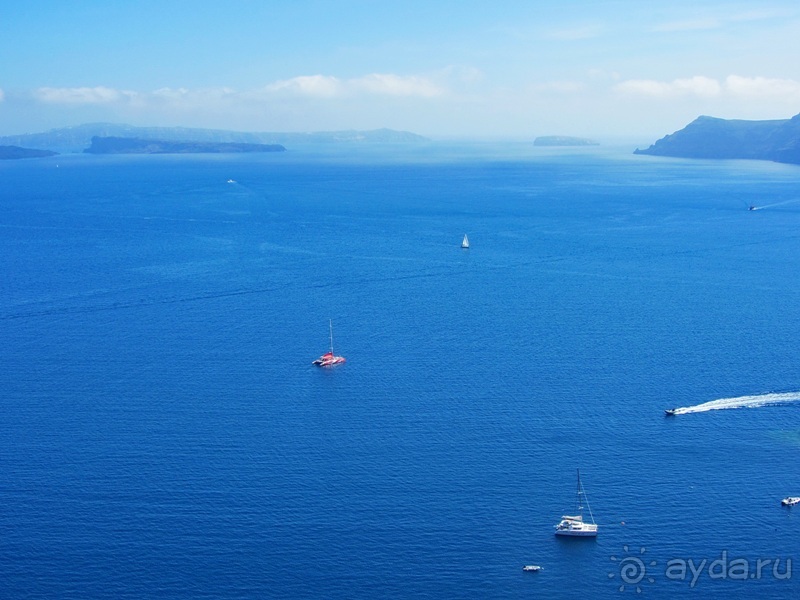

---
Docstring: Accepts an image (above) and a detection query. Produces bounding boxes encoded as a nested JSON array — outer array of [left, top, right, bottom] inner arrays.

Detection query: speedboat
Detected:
[[522, 565, 542, 572], [664, 408, 677, 416], [781, 497, 800, 506]]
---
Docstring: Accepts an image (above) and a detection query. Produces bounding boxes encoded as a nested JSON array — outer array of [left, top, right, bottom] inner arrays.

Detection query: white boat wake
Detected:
[[670, 392, 800, 415], [750, 198, 800, 210]]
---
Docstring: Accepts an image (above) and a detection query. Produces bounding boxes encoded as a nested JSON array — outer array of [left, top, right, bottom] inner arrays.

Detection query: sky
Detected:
[[2, 0, 800, 141]]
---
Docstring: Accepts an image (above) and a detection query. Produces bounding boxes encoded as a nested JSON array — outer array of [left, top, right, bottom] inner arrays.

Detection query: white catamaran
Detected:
[[312, 319, 346, 367], [554, 469, 598, 537]]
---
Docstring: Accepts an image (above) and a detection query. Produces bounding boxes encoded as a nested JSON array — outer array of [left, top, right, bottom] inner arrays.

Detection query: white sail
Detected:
[[461, 234, 469, 248]]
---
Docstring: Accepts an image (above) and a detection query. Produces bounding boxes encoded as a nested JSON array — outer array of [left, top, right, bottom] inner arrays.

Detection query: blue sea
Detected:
[[1, 142, 799, 599]]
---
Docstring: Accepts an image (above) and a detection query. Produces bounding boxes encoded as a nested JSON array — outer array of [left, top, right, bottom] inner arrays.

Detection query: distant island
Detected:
[[0, 123, 430, 153], [84, 136, 286, 155], [634, 113, 800, 165], [0, 145, 58, 160], [534, 136, 599, 147]]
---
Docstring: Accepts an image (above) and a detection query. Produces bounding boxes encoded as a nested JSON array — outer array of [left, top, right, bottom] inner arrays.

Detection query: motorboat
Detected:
[[664, 408, 677, 416], [312, 320, 346, 367], [522, 565, 542, 572], [781, 497, 800, 506], [555, 469, 598, 537]]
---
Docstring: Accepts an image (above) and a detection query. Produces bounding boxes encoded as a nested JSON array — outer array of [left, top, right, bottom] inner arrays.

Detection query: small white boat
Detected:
[[227, 179, 236, 183], [522, 565, 542, 572], [555, 469, 598, 537], [461, 234, 469, 249], [781, 497, 800, 506]]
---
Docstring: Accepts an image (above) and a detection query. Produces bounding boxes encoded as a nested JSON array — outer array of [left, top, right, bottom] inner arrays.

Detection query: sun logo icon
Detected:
[[609, 545, 657, 593]]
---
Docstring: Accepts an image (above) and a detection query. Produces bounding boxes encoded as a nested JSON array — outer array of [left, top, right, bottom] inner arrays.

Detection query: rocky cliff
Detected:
[[634, 114, 800, 165]]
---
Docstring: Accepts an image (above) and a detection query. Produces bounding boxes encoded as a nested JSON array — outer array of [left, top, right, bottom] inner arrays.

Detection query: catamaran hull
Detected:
[[555, 529, 597, 537], [312, 357, 346, 367]]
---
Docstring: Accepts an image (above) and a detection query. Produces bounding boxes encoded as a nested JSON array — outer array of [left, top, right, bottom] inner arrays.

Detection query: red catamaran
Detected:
[[312, 319, 346, 367]]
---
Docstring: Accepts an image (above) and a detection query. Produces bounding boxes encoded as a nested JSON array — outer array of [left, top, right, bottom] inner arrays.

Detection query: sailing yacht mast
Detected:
[[576, 469, 596, 525], [554, 469, 598, 537]]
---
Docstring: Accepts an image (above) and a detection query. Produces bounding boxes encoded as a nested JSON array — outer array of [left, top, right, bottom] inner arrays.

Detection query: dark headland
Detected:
[[0, 145, 58, 160], [0, 123, 429, 153], [84, 136, 286, 154], [635, 113, 800, 165]]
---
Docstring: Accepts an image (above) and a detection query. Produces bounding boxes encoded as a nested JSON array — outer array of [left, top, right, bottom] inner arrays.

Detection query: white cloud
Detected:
[[673, 76, 721, 97], [151, 87, 191, 100], [725, 75, 800, 98], [25, 71, 446, 115], [261, 73, 443, 99], [613, 79, 674, 96], [148, 87, 238, 109], [266, 75, 342, 97], [614, 76, 720, 97], [350, 74, 442, 97], [256, 73, 443, 99], [35, 86, 136, 104], [31, 85, 244, 111], [614, 75, 800, 103]]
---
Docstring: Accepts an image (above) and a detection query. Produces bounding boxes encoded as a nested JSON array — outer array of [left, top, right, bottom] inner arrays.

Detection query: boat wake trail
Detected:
[[751, 198, 800, 210], [673, 392, 800, 415]]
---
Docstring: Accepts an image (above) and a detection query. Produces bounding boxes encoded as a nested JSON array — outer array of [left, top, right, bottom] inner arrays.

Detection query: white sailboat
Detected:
[[461, 234, 469, 249], [554, 469, 598, 537]]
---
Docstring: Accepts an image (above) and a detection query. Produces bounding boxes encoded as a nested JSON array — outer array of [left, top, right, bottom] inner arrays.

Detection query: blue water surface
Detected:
[[1, 143, 799, 599]]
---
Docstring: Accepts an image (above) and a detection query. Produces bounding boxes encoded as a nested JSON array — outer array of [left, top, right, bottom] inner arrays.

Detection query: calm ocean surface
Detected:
[[1, 143, 799, 599]]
